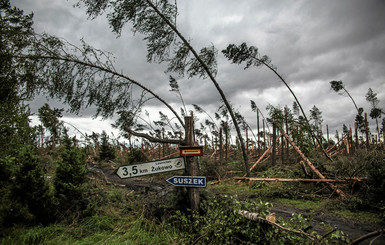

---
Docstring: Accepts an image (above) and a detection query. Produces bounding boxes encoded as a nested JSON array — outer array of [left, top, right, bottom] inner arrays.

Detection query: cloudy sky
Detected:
[[13, 0, 385, 142]]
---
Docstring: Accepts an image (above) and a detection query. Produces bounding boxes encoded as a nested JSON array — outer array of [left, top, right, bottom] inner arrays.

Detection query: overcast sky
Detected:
[[13, 0, 385, 142]]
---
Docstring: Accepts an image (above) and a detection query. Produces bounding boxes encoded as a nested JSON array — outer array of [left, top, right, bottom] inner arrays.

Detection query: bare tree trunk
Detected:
[[225, 122, 228, 161], [257, 108, 260, 154], [365, 113, 370, 149], [263, 120, 266, 151], [284, 107, 289, 162], [354, 122, 359, 149], [272, 123, 276, 165], [219, 127, 223, 165]]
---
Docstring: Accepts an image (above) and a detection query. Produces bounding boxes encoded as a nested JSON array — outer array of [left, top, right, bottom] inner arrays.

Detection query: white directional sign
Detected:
[[116, 157, 185, 178]]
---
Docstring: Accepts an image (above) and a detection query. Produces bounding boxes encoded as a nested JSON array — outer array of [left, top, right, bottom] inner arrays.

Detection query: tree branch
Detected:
[[349, 229, 385, 245], [124, 127, 183, 145], [237, 210, 317, 242], [20, 53, 185, 128]]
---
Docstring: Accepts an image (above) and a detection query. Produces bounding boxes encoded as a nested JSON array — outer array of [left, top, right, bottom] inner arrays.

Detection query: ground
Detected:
[[89, 161, 385, 244]]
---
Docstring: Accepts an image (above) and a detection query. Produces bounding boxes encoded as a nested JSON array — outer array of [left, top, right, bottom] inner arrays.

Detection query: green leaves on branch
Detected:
[[222, 42, 271, 70], [28, 35, 134, 119], [77, 0, 218, 79], [167, 43, 218, 78], [330, 80, 345, 94]]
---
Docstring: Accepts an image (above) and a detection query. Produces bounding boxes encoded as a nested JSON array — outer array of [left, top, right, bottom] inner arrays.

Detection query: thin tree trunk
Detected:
[[145, 0, 250, 176], [272, 123, 276, 165], [257, 108, 260, 154], [219, 127, 223, 165], [365, 113, 370, 149]]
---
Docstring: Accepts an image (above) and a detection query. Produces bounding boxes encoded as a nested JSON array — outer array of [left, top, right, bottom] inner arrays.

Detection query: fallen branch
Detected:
[[349, 229, 385, 245], [124, 127, 183, 145], [235, 177, 353, 183], [237, 210, 317, 241]]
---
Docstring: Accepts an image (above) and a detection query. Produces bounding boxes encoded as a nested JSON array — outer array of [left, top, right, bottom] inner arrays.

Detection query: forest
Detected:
[[1, 0, 385, 244]]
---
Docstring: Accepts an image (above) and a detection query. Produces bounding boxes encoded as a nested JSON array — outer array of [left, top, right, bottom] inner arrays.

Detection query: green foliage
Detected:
[[98, 131, 115, 161], [126, 147, 148, 164], [222, 42, 271, 69], [333, 150, 385, 215], [54, 138, 88, 218], [169, 195, 272, 244], [0, 146, 54, 227], [168, 195, 350, 244], [11, 146, 54, 224], [38, 103, 64, 148], [330, 80, 344, 93]]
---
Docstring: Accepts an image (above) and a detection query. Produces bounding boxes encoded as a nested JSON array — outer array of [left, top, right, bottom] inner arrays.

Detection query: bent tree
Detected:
[[74, 0, 252, 175], [366, 88, 383, 138], [73, 0, 252, 175], [330, 80, 365, 131], [21, 35, 185, 142], [222, 43, 332, 160]]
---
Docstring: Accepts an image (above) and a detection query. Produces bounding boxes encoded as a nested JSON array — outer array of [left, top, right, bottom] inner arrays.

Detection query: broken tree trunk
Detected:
[[237, 210, 317, 241], [280, 130, 347, 199], [234, 177, 362, 183]]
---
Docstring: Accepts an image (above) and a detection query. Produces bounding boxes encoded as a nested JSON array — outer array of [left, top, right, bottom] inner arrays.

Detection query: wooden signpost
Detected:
[[115, 114, 203, 211], [184, 115, 200, 211]]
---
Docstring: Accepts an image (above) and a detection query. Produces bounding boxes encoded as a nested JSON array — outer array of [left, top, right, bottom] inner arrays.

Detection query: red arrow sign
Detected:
[[179, 146, 203, 156]]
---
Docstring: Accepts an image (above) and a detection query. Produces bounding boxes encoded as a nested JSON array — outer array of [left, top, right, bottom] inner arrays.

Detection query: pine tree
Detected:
[[99, 131, 116, 161], [54, 137, 88, 216]]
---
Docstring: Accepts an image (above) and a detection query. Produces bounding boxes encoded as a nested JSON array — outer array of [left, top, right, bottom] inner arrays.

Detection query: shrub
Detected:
[[54, 138, 88, 219], [0, 146, 54, 227], [99, 131, 115, 161], [126, 148, 148, 164], [333, 150, 385, 215]]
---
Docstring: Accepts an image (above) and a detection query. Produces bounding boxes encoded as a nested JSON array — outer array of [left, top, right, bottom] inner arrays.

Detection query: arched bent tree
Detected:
[[20, 34, 184, 144], [222, 43, 332, 160], [75, 0, 251, 175]]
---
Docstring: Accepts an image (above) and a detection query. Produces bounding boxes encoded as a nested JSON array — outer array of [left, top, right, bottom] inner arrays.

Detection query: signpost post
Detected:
[[116, 157, 185, 178], [184, 115, 200, 211]]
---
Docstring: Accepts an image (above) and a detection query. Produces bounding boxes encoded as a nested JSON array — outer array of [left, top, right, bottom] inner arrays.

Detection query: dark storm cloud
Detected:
[[13, 0, 385, 138]]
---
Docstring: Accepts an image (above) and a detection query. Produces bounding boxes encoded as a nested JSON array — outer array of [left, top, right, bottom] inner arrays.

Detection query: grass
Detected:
[[331, 209, 382, 223], [1, 215, 178, 245], [274, 198, 322, 210]]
